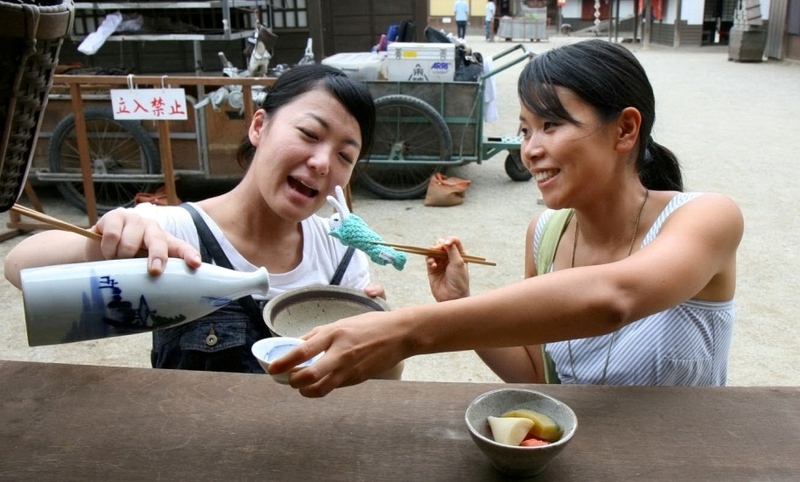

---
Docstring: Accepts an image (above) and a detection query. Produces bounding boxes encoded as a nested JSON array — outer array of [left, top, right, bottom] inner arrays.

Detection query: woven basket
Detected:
[[0, 0, 74, 212]]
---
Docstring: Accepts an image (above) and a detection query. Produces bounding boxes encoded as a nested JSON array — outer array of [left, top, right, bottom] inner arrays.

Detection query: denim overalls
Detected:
[[151, 204, 353, 373]]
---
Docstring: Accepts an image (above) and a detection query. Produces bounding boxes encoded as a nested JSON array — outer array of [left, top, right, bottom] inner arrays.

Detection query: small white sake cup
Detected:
[[251, 337, 322, 384]]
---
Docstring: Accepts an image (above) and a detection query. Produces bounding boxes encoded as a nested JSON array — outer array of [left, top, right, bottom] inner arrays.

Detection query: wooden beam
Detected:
[[69, 83, 99, 225], [157, 120, 179, 205], [674, 0, 682, 48]]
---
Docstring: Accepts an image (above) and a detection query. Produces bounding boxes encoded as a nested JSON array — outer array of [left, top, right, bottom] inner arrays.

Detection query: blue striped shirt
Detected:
[[535, 193, 735, 386]]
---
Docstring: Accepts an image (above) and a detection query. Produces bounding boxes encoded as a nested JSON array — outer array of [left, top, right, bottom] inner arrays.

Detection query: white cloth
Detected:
[[131, 202, 371, 301], [482, 57, 499, 123], [78, 11, 123, 55]]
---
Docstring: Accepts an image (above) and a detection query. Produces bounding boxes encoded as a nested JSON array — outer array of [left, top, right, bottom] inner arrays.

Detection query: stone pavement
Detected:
[[1, 34, 799, 385]]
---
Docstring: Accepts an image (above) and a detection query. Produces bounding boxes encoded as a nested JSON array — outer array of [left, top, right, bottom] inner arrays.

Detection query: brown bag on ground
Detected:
[[134, 186, 179, 206], [424, 172, 471, 207]]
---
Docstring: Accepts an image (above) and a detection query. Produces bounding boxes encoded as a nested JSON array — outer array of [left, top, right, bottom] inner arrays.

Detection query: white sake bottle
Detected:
[[20, 258, 269, 346]]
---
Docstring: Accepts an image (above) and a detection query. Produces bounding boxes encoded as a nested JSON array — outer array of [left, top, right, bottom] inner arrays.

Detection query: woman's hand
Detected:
[[267, 310, 410, 398], [363, 283, 386, 300], [91, 208, 202, 274], [426, 236, 470, 302]]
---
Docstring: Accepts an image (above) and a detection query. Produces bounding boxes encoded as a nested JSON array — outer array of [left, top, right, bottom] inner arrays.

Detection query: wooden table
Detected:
[[1, 360, 798, 481]]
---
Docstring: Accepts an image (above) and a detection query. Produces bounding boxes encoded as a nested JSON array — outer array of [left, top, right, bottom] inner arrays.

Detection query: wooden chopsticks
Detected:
[[10, 204, 149, 257], [371, 241, 496, 266], [10, 204, 496, 266], [11, 203, 102, 242]]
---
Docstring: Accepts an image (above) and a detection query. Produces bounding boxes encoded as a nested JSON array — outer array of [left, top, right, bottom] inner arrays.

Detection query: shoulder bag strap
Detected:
[[536, 208, 574, 384], [536, 208, 574, 276], [180, 203, 263, 324]]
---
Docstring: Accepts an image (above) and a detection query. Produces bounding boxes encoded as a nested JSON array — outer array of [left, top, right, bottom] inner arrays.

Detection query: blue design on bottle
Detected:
[[90, 274, 233, 330]]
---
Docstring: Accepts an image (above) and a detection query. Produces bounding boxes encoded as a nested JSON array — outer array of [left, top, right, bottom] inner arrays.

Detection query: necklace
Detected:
[[567, 189, 649, 384]]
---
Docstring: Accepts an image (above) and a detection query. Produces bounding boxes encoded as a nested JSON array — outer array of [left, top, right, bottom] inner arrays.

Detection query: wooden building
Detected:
[[58, 0, 428, 74]]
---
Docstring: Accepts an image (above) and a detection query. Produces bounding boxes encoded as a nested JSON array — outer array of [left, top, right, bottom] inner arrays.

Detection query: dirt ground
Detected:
[[2, 34, 799, 386]]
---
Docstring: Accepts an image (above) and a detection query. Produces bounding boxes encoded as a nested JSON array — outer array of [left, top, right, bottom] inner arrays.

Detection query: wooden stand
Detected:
[[52, 75, 271, 225], [0, 182, 45, 242], [728, 27, 767, 62]]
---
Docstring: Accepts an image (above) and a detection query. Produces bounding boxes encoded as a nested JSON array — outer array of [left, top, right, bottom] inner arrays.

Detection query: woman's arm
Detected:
[[4, 230, 94, 288], [474, 215, 546, 383], [409, 193, 743, 350], [4, 207, 202, 288], [272, 193, 743, 397]]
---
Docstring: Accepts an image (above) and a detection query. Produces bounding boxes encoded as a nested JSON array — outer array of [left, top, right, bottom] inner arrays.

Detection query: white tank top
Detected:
[[535, 193, 735, 386]]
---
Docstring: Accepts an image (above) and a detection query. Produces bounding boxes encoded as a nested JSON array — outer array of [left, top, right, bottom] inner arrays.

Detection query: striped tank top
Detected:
[[534, 193, 735, 386]]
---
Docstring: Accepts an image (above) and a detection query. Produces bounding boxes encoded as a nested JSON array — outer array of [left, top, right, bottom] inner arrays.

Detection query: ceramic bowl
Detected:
[[263, 285, 390, 338], [465, 388, 578, 478], [251, 337, 322, 384]]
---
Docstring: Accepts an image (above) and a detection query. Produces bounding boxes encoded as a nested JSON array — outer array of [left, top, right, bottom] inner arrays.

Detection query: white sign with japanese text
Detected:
[[110, 88, 188, 120]]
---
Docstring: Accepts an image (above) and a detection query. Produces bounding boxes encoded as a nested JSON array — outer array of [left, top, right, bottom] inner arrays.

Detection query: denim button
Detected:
[[204, 324, 219, 346], [205, 325, 218, 346]]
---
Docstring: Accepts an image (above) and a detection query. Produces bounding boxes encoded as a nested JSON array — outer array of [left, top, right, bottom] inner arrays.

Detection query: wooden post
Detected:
[[643, 0, 652, 49], [674, 0, 682, 48], [243, 85, 255, 122], [156, 120, 179, 205], [69, 83, 99, 225]]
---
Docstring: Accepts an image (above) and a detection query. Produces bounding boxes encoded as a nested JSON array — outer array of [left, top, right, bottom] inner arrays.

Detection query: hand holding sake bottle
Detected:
[[20, 258, 270, 346], [5, 207, 270, 346]]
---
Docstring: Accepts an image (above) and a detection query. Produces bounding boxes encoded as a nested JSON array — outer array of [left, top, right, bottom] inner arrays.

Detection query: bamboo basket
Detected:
[[0, 0, 74, 211]]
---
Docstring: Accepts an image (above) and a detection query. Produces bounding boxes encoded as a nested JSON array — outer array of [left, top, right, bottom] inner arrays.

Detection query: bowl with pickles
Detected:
[[464, 388, 577, 477]]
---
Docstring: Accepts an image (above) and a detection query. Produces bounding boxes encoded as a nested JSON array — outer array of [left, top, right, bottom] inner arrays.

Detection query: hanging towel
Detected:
[[482, 57, 499, 123]]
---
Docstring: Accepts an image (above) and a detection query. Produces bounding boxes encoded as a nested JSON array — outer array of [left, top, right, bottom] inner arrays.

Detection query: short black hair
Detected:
[[238, 64, 376, 167]]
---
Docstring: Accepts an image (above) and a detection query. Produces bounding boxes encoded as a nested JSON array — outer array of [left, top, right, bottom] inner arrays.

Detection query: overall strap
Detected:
[[536, 208, 574, 385], [180, 203, 263, 324], [330, 247, 356, 286]]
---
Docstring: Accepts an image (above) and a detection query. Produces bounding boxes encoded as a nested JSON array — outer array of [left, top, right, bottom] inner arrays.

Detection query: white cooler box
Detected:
[[321, 52, 386, 81], [386, 42, 456, 82]]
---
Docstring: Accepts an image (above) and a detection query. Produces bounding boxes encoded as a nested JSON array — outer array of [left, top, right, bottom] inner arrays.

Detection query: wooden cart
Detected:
[[357, 43, 533, 200]]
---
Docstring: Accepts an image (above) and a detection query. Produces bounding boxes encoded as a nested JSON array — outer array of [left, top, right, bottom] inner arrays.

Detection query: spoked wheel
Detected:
[[504, 149, 532, 182], [356, 94, 452, 200], [48, 106, 161, 214]]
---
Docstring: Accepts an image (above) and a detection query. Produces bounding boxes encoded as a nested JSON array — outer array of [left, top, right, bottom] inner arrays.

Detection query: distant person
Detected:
[[268, 40, 744, 397], [485, 0, 496, 41], [454, 0, 470, 39]]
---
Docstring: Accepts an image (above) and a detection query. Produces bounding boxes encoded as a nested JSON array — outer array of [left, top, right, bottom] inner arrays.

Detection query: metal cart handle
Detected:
[[480, 44, 534, 81]]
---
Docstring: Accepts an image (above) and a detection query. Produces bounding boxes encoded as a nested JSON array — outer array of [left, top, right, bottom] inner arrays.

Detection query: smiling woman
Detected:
[[4, 64, 393, 375]]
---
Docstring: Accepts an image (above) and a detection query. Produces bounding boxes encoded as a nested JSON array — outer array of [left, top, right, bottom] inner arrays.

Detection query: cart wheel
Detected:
[[48, 106, 161, 214], [504, 150, 532, 182], [356, 94, 452, 200]]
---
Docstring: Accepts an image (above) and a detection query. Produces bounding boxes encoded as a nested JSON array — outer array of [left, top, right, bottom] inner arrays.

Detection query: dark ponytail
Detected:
[[639, 137, 683, 191], [519, 39, 683, 192]]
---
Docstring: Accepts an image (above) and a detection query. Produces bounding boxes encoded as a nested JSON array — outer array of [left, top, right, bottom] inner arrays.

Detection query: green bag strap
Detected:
[[535, 209, 574, 384], [536, 209, 574, 276]]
